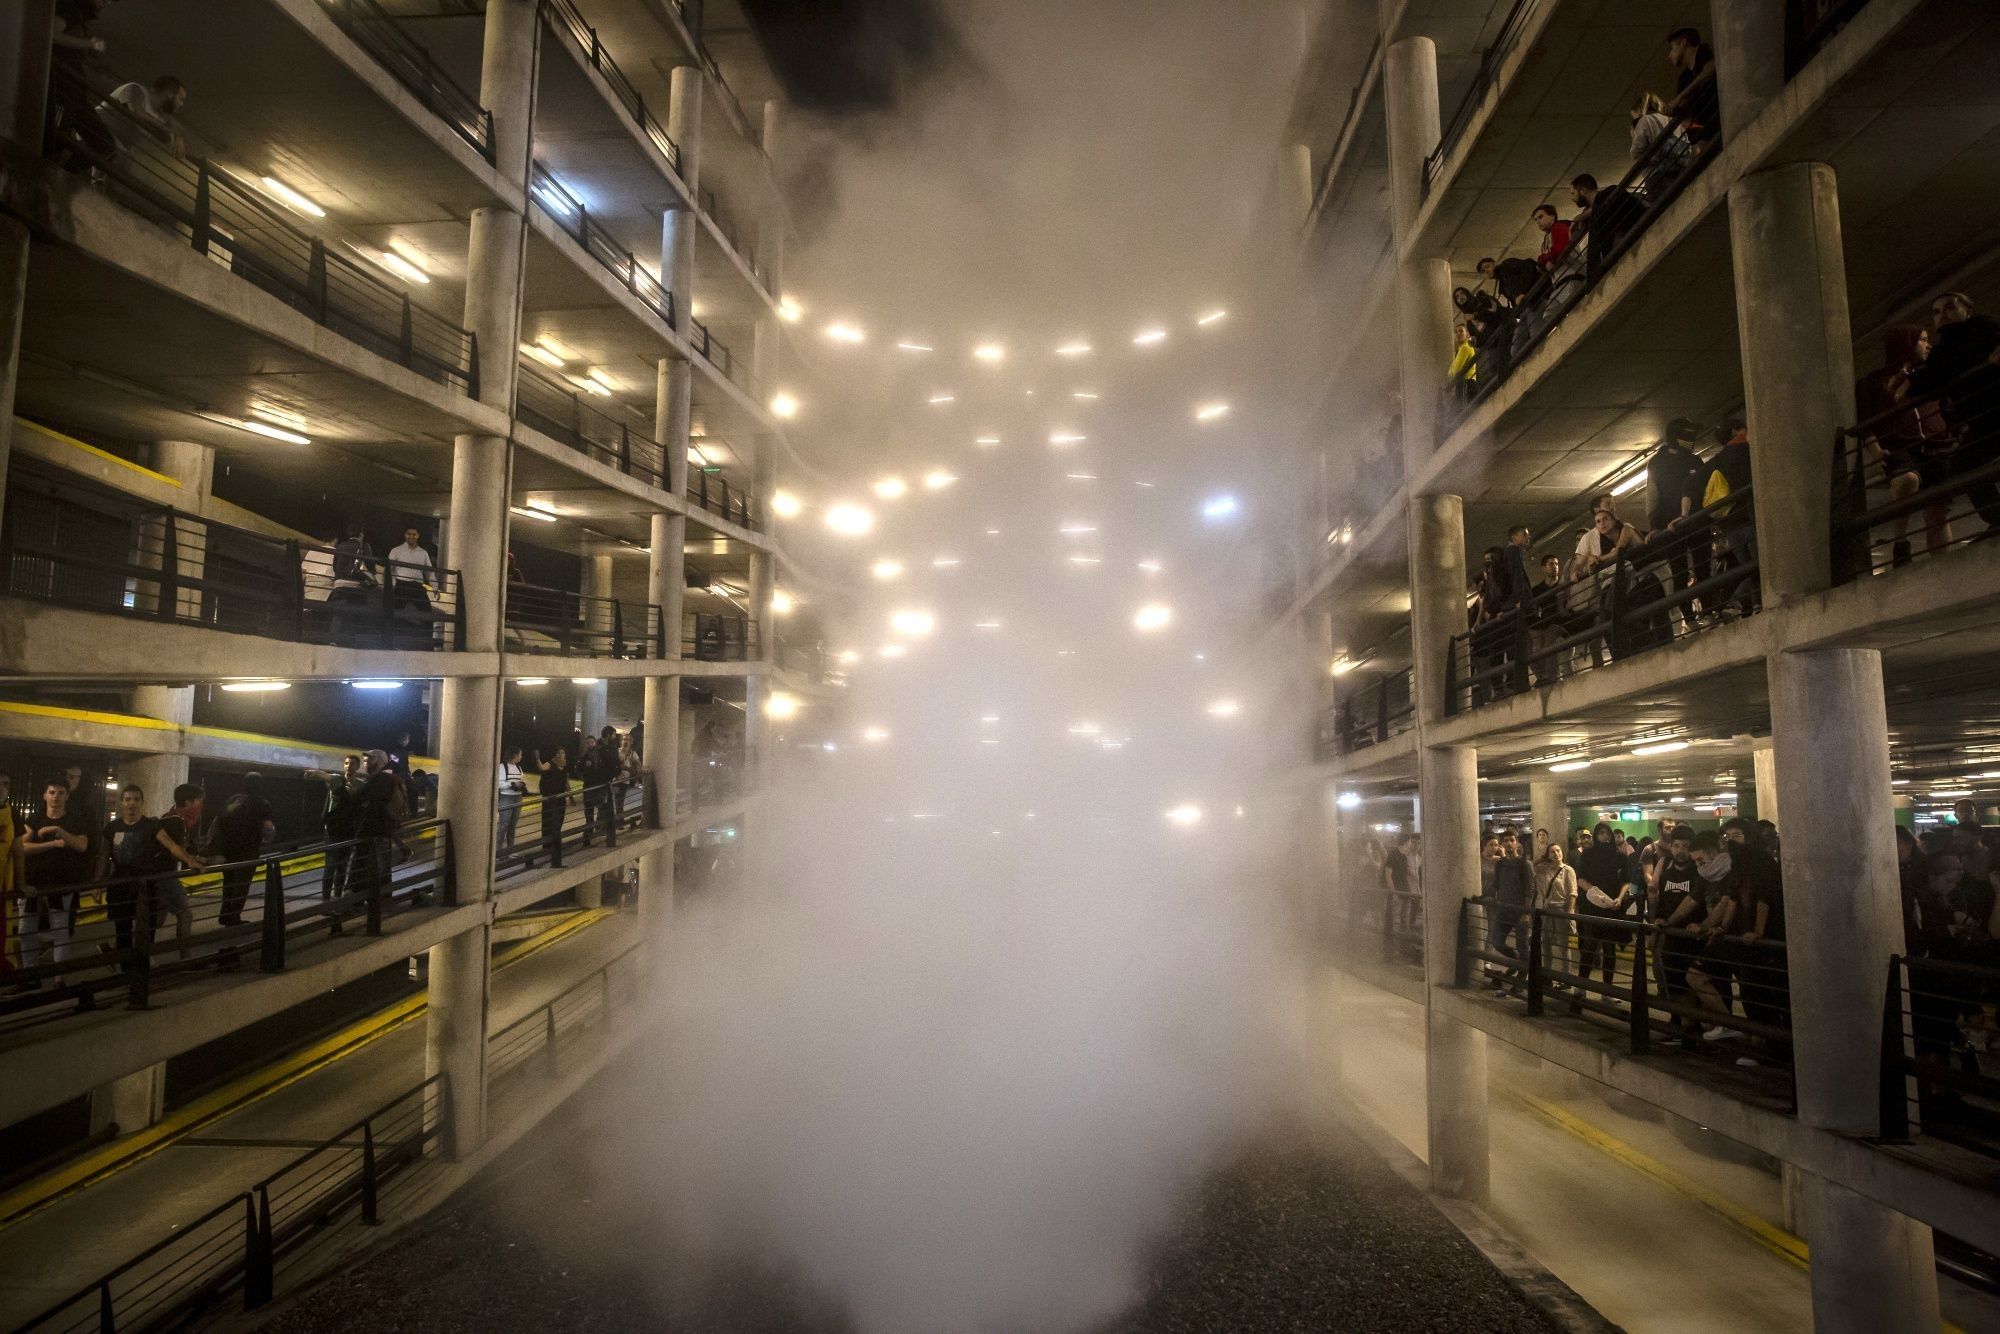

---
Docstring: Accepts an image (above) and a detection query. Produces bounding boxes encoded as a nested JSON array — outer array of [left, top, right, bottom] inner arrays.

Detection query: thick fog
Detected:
[[609, 3, 1331, 1329]]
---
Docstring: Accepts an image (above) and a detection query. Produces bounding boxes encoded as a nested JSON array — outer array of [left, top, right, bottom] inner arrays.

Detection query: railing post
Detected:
[[559, 591, 575, 655], [544, 1004, 560, 1077], [1375, 679, 1390, 742], [126, 905, 152, 1010], [618, 424, 632, 475], [1452, 900, 1472, 988], [284, 539, 305, 642], [465, 331, 480, 400], [1878, 955, 1913, 1143], [360, 1120, 380, 1225], [398, 294, 414, 369], [1607, 557, 1630, 662], [1380, 891, 1394, 964], [157, 509, 181, 622], [244, 1190, 274, 1309], [366, 839, 385, 935], [258, 858, 286, 973], [1525, 909, 1545, 1016], [611, 599, 625, 658], [97, 1280, 114, 1332], [1628, 922, 1651, 1054], [307, 238, 329, 322], [1510, 609, 1532, 696], [440, 820, 457, 908], [1443, 636, 1461, 716], [192, 164, 213, 255]]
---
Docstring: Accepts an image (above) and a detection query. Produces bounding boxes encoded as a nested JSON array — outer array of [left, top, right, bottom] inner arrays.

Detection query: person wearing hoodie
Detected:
[[1486, 827, 1535, 986], [1909, 292, 2000, 535], [1856, 324, 1954, 564], [1684, 831, 1746, 1041], [1574, 823, 1632, 990]]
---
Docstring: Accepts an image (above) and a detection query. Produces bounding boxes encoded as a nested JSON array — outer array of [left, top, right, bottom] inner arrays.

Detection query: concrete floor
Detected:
[[0, 909, 640, 1330], [1322, 970, 2000, 1333]]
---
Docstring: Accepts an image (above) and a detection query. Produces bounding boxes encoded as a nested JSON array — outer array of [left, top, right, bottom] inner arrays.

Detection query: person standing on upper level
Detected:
[[1665, 26, 1720, 146], [386, 526, 436, 617], [1910, 292, 2000, 536], [19, 780, 92, 972]]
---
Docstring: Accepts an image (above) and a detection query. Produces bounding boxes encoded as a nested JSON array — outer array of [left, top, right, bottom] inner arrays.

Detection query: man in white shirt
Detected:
[[101, 76, 188, 159], [386, 526, 435, 617]]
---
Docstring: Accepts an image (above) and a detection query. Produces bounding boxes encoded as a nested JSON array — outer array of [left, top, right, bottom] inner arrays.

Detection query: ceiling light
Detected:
[[535, 333, 576, 361], [223, 416, 311, 445], [1133, 328, 1167, 346], [928, 393, 956, 405], [878, 644, 907, 659], [1611, 472, 1645, 497], [778, 295, 803, 322], [923, 470, 957, 490], [1056, 340, 1092, 356], [1206, 699, 1241, 718], [1201, 494, 1240, 520], [770, 488, 802, 518], [510, 504, 558, 523], [871, 559, 905, 580], [1549, 759, 1592, 773], [873, 476, 909, 500], [889, 609, 936, 637], [1137, 559, 1162, 573], [259, 175, 326, 218], [1631, 740, 1689, 757], [1067, 555, 1101, 566], [824, 502, 873, 536], [835, 650, 862, 664], [567, 373, 611, 398], [863, 727, 890, 742], [1068, 723, 1101, 736], [975, 435, 1000, 446], [349, 680, 402, 690], [1066, 472, 1098, 481], [1197, 309, 1227, 326], [973, 344, 1005, 362], [981, 715, 1000, 724], [1049, 432, 1086, 446], [975, 620, 1002, 629], [897, 341, 933, 352], [1133, 603, 1172, 632], [1060, 525, 1098, 535], [220, 680, 290, 693], [520, 341, 565, 368], [375, 249, 430, 285], [1195, 402, 1230, 421], [514, 677, 549, 686], [931, 556, 960, 568], [1930, 789, 1975, 798], [770, 589, 795, 616], [1072, 391, 1099, 400], [765, 692, 801, 720], [824, 322, 866, 344], [1164, 803, 1202, 826], [570, 676, 602, 685], [1329, 657, 1356, 675], [1336, 791, 1363, 809], [585, 367, 618, 391], [769, 391, 799, 418]]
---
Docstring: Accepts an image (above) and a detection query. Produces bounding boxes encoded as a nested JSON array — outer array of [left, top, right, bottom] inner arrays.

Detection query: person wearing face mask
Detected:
[[1651, 827, 1707, 1042], [1683, 831, 1746, 1041]]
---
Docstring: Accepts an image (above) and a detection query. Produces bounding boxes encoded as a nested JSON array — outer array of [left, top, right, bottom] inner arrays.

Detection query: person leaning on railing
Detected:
[[1908, 291, 2000, 537], [101, 782, 200, 969], [1855, 325, 1955, 564]]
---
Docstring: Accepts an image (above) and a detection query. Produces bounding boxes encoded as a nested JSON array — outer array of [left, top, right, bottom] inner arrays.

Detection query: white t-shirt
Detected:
[[387, 542, 434, 585]]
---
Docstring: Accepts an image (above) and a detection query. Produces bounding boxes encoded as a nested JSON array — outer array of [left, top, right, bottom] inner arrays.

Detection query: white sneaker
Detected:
[[1703, 1025, 1743, 1041], [1735, 1056, 1758, 1067]]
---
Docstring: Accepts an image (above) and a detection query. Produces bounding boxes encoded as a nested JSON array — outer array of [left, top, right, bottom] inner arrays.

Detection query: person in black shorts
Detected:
[[1685, 831, 1745, 1042]]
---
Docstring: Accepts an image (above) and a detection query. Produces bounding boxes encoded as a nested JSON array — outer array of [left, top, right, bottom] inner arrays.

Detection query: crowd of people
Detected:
[[496, 723, 644, 872], [1444, 27, 1722, 407]]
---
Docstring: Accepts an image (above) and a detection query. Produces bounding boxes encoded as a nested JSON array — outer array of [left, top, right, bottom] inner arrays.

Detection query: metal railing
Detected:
[[539, 0, 683, 176], [681, 610, 759, 661], [494, 776, 651, 880], [1457, 897, 1795, 1077], [1881, 952, 2000, 1158], [696, 182, 768, 289], [505, 581, 665, 659], [46, 68, 479, 396], [1346, 883, 1425, 968], [1421, 0, 1540, 197], [514, 359, 669, 489], [1444, 487, 1758, 716], [314, 0, 495, 161], [1, 820, 453, 1027], [529, 161, 676, 328], [688, 318, 748, 391], [1831, 359, 2000, 582], [486, 941, 640, 1088], [1319, 667, 1415, 760], [685, 467, 759, 530], [1438, 103, 1718, 438], [1, 468, 468, 651], [675, 747, 756, 816]]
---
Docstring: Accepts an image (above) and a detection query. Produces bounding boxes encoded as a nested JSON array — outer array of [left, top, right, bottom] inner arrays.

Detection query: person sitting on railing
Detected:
[[1570, 174, 1638, 287], [1682, 831, 1747, 1043], [1527, 552, 1570, 683], [1446, 323, 1479, 402], [1664, 27, 1720, 148], [352, 750, 406, 908], [308, 757, 361, 911], [1856, 325, 1954, 565], [1910, 292, 2000, 537], [100, 75, 188, 160]]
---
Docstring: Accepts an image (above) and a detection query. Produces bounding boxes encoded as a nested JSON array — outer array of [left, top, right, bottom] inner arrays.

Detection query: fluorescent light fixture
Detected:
[[778, 295, 803, 322], [862, 727, 890, 742], [220, 680, 290, 693], [1133, 328, 1167, 346], [765, 692, 801, 720], [1202, 494, 1240, 520], [349, 680, 402, 690], [567, 373, 611, 398], [1060, 524, 1098, 535], [375, 248, 429, 285], [570, 677, 602, 685], [823, 502, 873, 536], [1048, 432, 1086, 446], [770, 590, 795, 615], [878, 644, 907, 659], [1549, 759, 1592, 773], [1329, 657, 1356, 676], [889, 609, 936, 637], [1056, 340, 1092, 356], [871, 559, 905, 581], [981, 715, 1000, 723], [1137, 559, 1162, 573], [928, 393, 956, 405], [259, 175, 325, 218], [1195, 402, 1230, 422], [225, 416, 310, 445], [824, 322, 866, 343], [520, 341, 565, 368], [1072, 391, 1099, 400], [769, 391, 799, 418], [1931, 788, 1974, 798], [1068, 723, 1101, 736], [1133, 603, 1172, 632], [1206, 699, 1241, 717], [1631, 740, 1689, 757], [1611, 472, 1645, 497], [835, 650, 862, 664], [1336, 791, 1363, 810], [1066, 473, 1098, 482], [585, 366, 618, 392], [923, 470, 957, 490], [510, 504, 558, 523], [535, 333, 576, 361], [1164, 803, 1202, 826], [514, 677, 549, 686], [931, 556, 961, 568], [770, 489, 802, 518], [897, 341, 933, 352], [973, 344, 1005, 362], [975, 435, 1001, 446], [1067, 555, 1101, 566], [1197, 309, 1227, 326], [873, 477, 909, 500], [975, 620, 1002, 629]]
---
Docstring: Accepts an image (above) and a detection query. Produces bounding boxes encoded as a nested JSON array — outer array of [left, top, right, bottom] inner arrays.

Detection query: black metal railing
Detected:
[[681, 610, 759, 661], [539, 0, 683, 176], [1319, 668, 1416, 760], [696, 182, 768, 289], [688, 318, 748, 390], [514, 360, 669, 489], [505, 581, 665, 658], [529, 161, 676, 328], [315, 0, 495, 161], [1421, 0, 1540, 197], [1346, 882, 1425, 968], [675, 747, 756, 816], [1786, 0, 1876, 77], [1880, 952, 2000, 1157], [685, 467, 759, 531], [46, 68, 479, 396], [1444, 487, 1758, 715], [1831, 360, 2000, 581], [486, 941, 639, 1088], [1439, 104, 1719, 437], [1, 468, 468, 651], [494, 776, 650, 880], [1, 820, 452, 1027], [1458, 897, 1795, 1078]]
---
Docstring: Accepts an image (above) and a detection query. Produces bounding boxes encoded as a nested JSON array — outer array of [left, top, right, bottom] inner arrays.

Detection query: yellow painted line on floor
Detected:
[[0, 907, 613, 1230], [0, 700, 441, 770], [1499, 1084, 1966, 1334], [16, 417, 181, 487]]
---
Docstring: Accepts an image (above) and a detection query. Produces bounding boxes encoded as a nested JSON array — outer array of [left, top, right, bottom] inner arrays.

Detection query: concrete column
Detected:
[[747, 550, 773, 664], [662, 67, 703, 341], [640, 510, 682, 947], [1797, 1169, 1939, 1334], [1406, 493, 1467, 727], [1751, 739, 1780, 829], [1768, 649, 1900, 1134], [1319, 782, 1345, 952], [88, 1062, 165, 1137], [1727, 162, 1855, 603], [1383, 36, 1453, 465], [151, 440, 215, 500], [1714, 1, 1787, 134], [578, 552, 613, 734], [0, 217, 26, 553], [757, 99, 787, 297], [1381, 36, 1439, 242], [148, 440, 214, 623], [658, 357, 692, 495], [668, 64, 703, 195], [121, 686, 192, 806], [1418, 743, 1489, 1202], [1528, 781, 1566, 856], [478, 0, 539, 182]]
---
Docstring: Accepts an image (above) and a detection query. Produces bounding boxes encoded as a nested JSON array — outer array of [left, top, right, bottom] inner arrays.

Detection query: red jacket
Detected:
[[1538, 219, 1572, 268]]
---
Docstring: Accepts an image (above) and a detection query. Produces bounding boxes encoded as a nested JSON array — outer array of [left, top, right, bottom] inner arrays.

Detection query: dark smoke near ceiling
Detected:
[[738, 0, 972, 115]]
